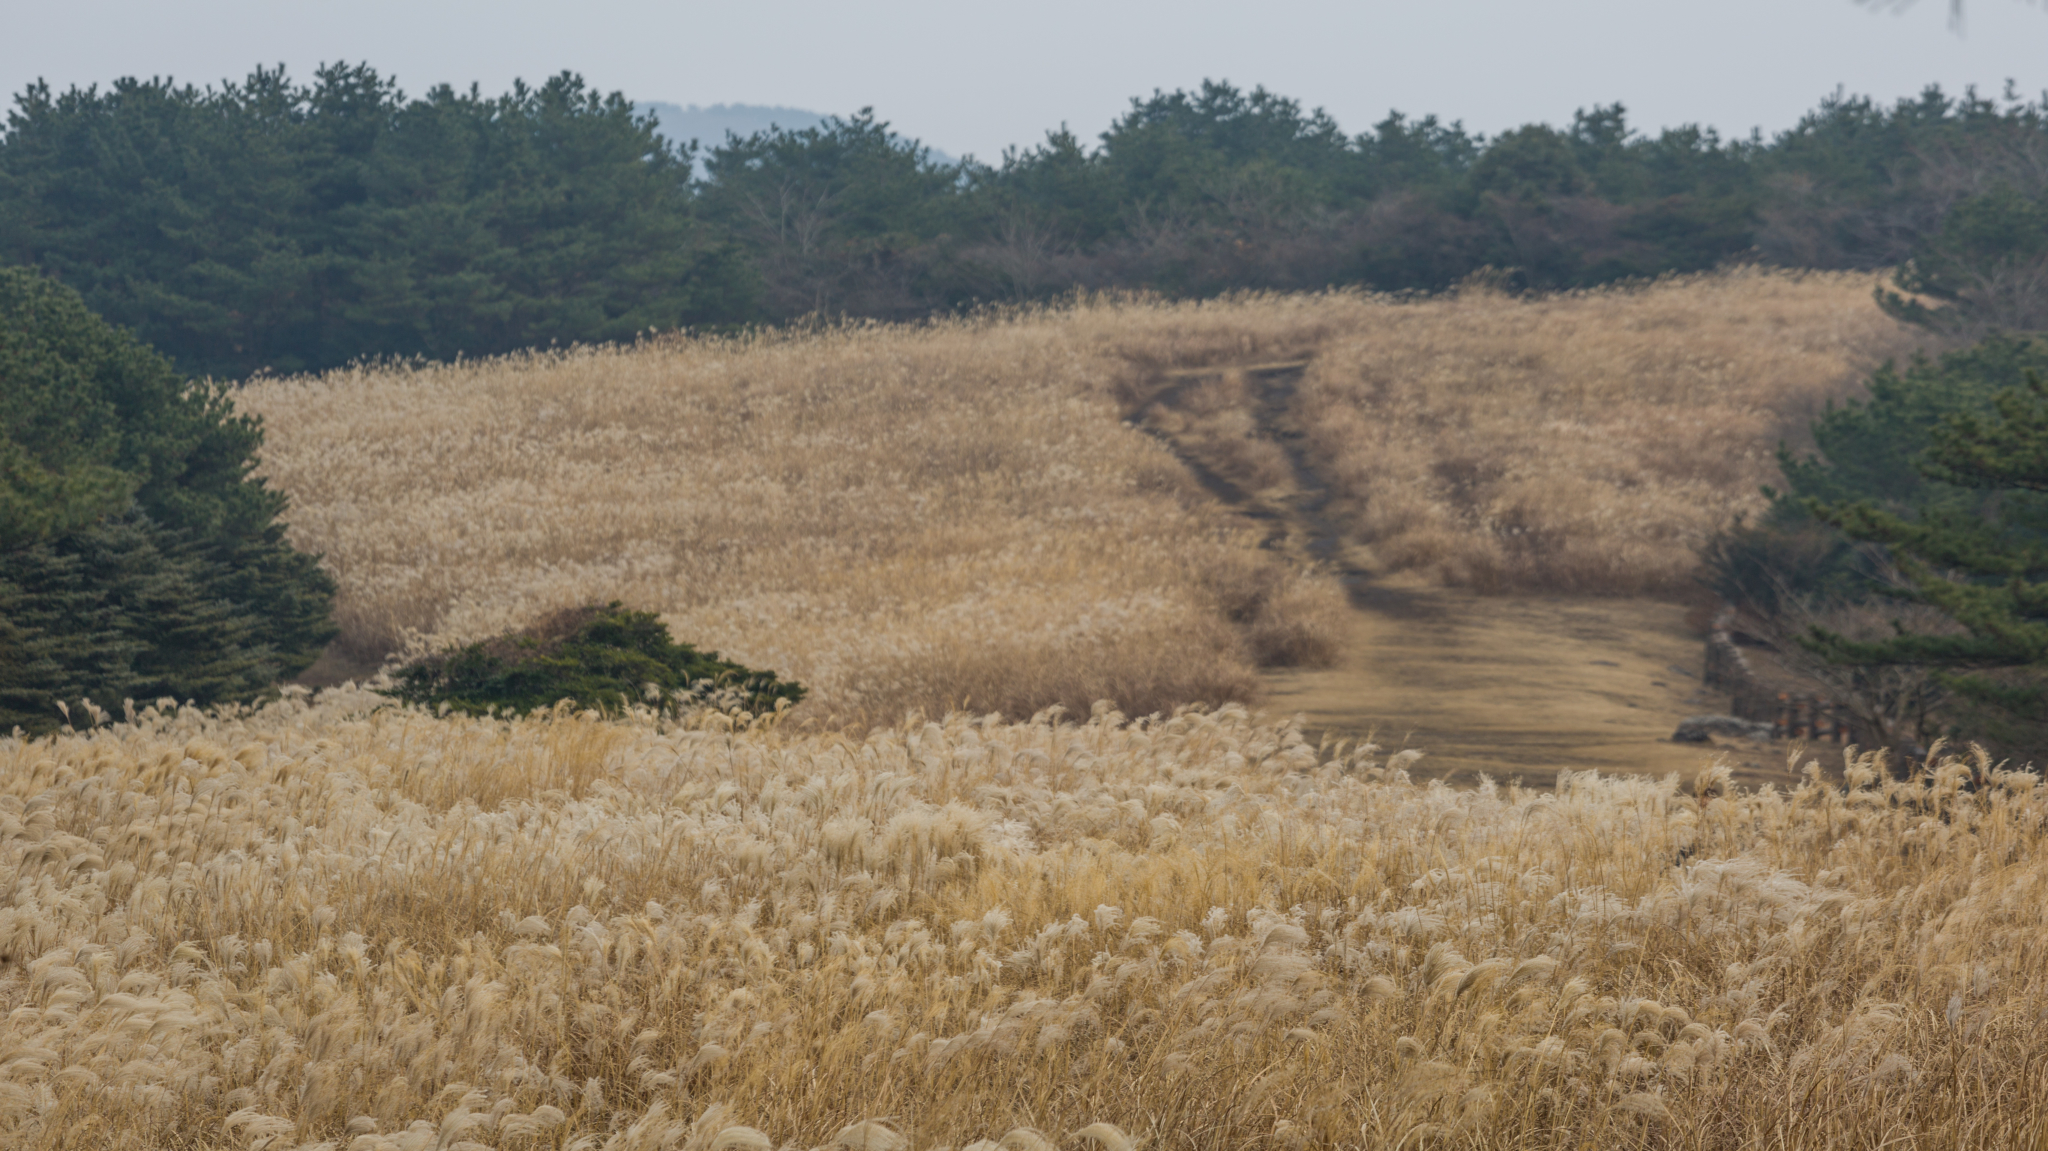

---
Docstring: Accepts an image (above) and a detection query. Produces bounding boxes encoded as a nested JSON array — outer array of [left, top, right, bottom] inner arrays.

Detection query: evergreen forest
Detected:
[[3, 65, 2046, 378]]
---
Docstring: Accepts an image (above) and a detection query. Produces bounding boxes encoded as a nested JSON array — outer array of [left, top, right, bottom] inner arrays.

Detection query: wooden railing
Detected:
[[1705, 606, 1867, 746]]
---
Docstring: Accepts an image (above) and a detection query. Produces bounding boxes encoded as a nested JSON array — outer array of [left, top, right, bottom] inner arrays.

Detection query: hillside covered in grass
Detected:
[[237, 270, 1914, 723], [238, 296, 1358, 724]]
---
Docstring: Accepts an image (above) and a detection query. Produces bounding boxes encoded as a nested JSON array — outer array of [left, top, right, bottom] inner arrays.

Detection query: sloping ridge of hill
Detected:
[[636, 101, 960, 166], [635, 102, 832, 147]]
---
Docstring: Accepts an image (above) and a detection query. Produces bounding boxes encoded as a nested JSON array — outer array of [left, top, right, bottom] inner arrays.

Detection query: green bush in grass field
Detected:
[[383, 603, 804, 718], [1, 267, 335, 734]]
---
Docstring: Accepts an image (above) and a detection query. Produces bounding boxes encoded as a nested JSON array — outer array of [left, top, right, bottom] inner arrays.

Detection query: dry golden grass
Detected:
[[5, 694, 2045, 1148], [238, 302, 1362, 723], [1121, 270, 1919, 596], [1289, 269, 1920, 593], [240, 274, 1912, 724]]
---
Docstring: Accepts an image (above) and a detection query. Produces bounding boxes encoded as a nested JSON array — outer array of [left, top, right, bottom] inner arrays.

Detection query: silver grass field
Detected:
[[2, 691, 2044, 1149], [4, 276, 2037, 1149]]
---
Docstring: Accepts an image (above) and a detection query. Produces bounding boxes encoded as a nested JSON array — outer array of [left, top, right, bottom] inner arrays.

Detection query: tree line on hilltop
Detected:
[[1, 64, 2045, 378]]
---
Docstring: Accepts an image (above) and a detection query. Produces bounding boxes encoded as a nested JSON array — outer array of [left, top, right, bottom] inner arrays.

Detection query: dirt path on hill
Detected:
[[1260, 577, 1799, 789], [1138, 362, 1793, 788]]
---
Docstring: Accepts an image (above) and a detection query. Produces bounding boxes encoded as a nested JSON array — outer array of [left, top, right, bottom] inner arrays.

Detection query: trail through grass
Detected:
[[1259, 576, 1793, 786], [1134, 359, 1791, 786]]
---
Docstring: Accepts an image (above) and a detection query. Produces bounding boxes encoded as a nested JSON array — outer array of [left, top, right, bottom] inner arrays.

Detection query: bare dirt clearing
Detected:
[[1259, 577, 1795, 787]]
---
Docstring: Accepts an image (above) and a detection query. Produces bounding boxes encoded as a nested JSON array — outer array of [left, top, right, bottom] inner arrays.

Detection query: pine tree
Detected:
[[1809, 368, 2048, 721], [1, 267, 336, 733], [1878, 185, 2048, 336]]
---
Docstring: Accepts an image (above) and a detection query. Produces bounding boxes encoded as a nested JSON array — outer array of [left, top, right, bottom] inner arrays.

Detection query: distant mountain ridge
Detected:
[[635, 101, 958, 168], [634, 102, 831, 150]]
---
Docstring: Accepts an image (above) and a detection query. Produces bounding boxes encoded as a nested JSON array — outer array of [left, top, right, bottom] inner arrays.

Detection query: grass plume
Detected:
[[1, 693, 2043, 1146]]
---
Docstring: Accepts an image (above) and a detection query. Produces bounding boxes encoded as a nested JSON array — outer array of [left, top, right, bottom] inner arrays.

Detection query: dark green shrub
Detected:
[[1805, 369, 2048, 727], [0, 267, 335, 734], [384, 603, 805, 718]]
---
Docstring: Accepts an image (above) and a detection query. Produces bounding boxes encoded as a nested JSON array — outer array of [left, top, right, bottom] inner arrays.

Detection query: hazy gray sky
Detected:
[[5, 0, 2045, 160]]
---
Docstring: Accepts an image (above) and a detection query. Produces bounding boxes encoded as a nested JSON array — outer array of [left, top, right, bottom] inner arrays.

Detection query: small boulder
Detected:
[[1671, 715, 1773, 743]]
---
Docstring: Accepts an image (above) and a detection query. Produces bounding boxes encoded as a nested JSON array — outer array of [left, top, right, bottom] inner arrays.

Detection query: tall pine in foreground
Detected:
[[1808, 368, 2048, 730], [1, 267, 335, 734]]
